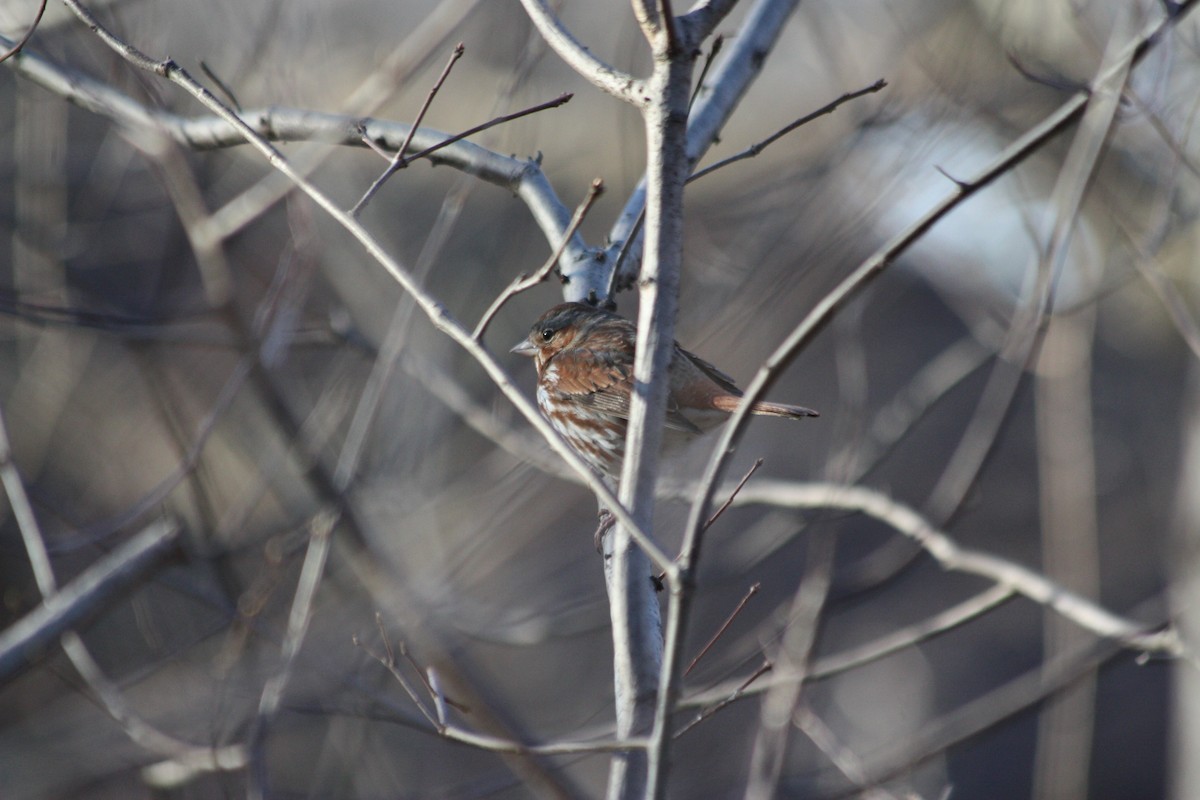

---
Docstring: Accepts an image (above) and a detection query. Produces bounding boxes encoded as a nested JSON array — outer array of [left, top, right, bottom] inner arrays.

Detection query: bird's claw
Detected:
[[594, 509, 616, 553]]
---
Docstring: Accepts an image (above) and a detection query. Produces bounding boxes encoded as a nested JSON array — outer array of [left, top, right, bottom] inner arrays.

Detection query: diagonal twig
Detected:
[[517, 0, 641, 101], [247, 510, 337, 800], [352, 42, 465, 217], [396, 92, 573, 171], [0, 518, 182, 680], [0, 0, 47, 65], [52, 0, 670, 571], [684, 582, 760, 677], [659, 14, 1199, 779], [474, 177, 604, 340], [608, 78, 886, 297], [687, 78, 888, 184]]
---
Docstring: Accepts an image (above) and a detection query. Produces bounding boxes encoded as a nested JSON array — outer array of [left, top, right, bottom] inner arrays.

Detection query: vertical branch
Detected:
[[603, 60, 686, 800], [1170, 363, 1200, 799], [744, 529, 837, 800], [602, 0, 801, 296], [1031, 306, 1101, 800], [247, 511, 336, 799], [609, 9, 701, 800]]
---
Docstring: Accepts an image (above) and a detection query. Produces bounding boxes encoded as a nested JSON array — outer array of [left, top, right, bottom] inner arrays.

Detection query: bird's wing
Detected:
[[549, 347, 702, 435]]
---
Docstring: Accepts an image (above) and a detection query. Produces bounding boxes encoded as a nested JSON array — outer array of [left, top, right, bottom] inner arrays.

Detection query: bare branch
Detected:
[[198, 61, 242, 111], [517, 0, 641, 101], [49, 1, 672, 572], [602, 0, 804, 297], [686, 78, 888, 184], [795, 704, 899, 800], [355, 635, 440, 729], [744, 529, 837, 800], [394, 92, 575, 167], [687, 34, 723, 114], [0, 0, 47, 65], [678, 0, 1198, 632], [352, 42, 465, 217], [677, 0, 741, 43], [611, 18, 696, 800], [673, 660, 771, 737], [925, 16, 1136, 525], [360, 632, 646, 755], [474, 177, 604, 340], [0, 518, 182, 680], [703, 457, 763, 530], [0, 35, 589, 278], [836, 637, 1141, 792], [0, 400, 244, 775], [724, 482, 1184, 655], [684, 582, 760, 677], [678, 584, 1015, 709], [248, 511, 336, 800]]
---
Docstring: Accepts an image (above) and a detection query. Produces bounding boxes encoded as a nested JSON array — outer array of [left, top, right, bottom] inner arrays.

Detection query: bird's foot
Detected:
[[594, 509, 616, 553]]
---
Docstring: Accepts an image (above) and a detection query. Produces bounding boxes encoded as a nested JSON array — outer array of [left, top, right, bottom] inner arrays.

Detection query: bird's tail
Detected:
[[712, 395, 819, 419]]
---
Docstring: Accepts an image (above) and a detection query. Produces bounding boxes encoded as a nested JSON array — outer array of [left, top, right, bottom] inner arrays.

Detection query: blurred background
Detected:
[[0, 0, 1197, 797]]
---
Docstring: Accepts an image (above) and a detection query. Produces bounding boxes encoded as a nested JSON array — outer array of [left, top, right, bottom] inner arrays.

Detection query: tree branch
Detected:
[[601, 0, 804, 298], [517, 0, 642, 101], [0, 35, 591, 287], [50, 1, 673, 574], [0, 518, 182, 681]]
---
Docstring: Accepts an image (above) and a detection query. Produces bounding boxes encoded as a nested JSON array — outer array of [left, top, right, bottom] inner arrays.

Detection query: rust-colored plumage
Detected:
[[511, 302, 818, 480]]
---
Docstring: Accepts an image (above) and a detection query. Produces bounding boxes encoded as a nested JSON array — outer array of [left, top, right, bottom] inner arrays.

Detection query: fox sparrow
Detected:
[[511, 302, 818, 483]]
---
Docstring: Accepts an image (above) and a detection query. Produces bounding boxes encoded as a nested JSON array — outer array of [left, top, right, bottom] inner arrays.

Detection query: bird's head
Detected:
[[510, 302, 616, 372]]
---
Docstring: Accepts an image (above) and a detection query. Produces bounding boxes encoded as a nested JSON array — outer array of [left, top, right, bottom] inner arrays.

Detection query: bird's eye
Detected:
[[540, 327, 556, 342]]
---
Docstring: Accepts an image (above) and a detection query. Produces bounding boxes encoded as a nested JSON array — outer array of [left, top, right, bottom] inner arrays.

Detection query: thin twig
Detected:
[[656, 11, 1197, 787], [686, 79, 887, 184], [684, 582, 760, 677], [352, 42, 465, 217], [52, 2, 668, 570], [703, 457, 763, 530], [359, 634, 643, 754], [358, 127, 394, 160], [428, 667, 449, 727], [608, 79, 885, 298], [810, 584, 1015, 680], [517, 0, 642, 101], [0, 518, 182, 680], [652, 457, 764, 593], [674, 660, 772, 737], [248, 511, 337, 800], [398, 92, 573, 170], [726, 481, 1186, 655], [677, 584, 1017, 711], [0, 0, 47, 65], [474, 177, 604, 340], [199, 61, 242, 111], [373, 611, 396, 664], [687, 35, 724, 115], [355, 636, 440, 729], [391, 631, 470, 713]]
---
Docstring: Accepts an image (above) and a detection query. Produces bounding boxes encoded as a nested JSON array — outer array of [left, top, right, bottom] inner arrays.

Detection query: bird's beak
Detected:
[[510, 338, 537, 357]]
